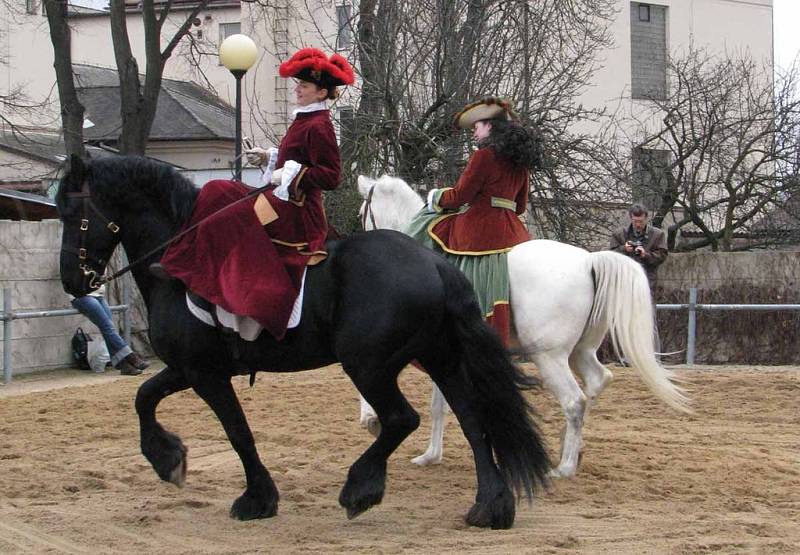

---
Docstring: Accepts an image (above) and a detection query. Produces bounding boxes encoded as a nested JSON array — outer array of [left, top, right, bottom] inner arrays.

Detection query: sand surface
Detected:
[[0, 362, 797, 554]]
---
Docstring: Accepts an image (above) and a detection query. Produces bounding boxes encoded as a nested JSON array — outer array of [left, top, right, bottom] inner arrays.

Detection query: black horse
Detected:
[[56, 155, 549, 529]]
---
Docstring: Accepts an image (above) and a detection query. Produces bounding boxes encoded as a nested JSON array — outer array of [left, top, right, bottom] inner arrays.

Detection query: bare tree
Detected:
[[43, 0, 211, 157], [334, 0, 625, 241], [608, 47, 800, 251]]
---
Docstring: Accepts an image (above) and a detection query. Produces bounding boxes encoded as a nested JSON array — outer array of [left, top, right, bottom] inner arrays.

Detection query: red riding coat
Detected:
[[161, 109, 340, 340], [430, 147, 530, 254]]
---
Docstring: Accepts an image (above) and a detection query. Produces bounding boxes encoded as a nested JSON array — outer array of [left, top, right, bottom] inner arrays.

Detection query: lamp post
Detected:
[[219, 34, 257, 182]]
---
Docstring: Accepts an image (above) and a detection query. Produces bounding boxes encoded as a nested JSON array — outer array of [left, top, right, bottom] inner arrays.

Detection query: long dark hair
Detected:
[[481, 118, 545, 171]]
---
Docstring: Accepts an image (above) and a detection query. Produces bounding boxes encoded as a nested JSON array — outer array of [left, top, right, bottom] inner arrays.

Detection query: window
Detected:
[[218, 22, 242, 65], [632, 147, 672, 210], [26, 0, 37, 15], [219, 22, 241, 44], [336, 4, 352, 50], [630, 2, 667, 100]]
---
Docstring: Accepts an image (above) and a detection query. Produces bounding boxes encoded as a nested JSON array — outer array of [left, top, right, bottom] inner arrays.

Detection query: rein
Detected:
[[361, 184, 377, 231], [64, 177, 269, 287]]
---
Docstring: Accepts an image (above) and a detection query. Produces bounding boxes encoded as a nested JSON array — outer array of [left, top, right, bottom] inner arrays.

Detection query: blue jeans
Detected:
[[71, 295, 132, 366]]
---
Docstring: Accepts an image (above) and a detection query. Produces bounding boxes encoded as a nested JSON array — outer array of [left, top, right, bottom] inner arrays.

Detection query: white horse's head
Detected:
[[357, 174, 425, 231]]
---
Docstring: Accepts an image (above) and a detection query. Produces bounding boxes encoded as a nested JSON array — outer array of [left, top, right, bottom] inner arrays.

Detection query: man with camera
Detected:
[[609, 202, 668, 291]]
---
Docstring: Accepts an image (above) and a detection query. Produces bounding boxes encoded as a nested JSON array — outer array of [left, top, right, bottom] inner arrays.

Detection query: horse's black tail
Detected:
[[438, 262, 551, 501]]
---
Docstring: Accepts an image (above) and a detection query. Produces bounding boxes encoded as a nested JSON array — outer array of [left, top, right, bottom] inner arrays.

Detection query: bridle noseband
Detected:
[[361, 184, 377, 231], [62, 178, 121, 291]]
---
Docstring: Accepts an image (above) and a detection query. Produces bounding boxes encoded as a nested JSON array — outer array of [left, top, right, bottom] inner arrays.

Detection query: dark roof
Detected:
[[68, 0, 238, 18], [0, 131, 68, 166], [74, 64, 235, 143], [0, 129, 112, 166], [0, 189, 58, 221]]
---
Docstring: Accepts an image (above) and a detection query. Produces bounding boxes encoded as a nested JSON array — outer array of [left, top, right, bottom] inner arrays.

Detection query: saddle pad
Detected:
[[185, 267, 307, 341]]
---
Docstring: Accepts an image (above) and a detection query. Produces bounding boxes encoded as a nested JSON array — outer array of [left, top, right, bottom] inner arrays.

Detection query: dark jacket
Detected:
[[609, 223, 668, 289]]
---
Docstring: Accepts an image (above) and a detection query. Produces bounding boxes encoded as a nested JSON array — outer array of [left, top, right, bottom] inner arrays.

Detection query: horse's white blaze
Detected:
[[356, 174, 691, 477]]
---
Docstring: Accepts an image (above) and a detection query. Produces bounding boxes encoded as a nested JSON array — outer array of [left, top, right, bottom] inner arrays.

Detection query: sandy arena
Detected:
[[0, 363, 797, 553]]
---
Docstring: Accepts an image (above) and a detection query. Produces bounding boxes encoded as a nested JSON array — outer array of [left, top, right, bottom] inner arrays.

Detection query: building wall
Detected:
[[577, 0, 773, 132]]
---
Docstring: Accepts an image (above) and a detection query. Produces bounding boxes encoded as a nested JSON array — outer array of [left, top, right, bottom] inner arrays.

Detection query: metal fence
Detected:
[[3, 285, 800, 384], [1, 282, 132, 384], [657, 288, 800, 364]]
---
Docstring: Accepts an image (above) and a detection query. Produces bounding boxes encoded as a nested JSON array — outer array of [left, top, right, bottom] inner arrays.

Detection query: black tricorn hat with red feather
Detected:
[[279, 48, 355, 95]]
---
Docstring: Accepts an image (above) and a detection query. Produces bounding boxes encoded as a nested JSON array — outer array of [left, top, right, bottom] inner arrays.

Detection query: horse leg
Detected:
[[358, 394, 382, 438], [339, 372, 419, 520], [191, 374, 279, 520], [531, 350, 587, 479], [135, 365, 190, 486], [411, 384, 449, 466], [569, 342, 613, 418], [423, 362, 516, 529]]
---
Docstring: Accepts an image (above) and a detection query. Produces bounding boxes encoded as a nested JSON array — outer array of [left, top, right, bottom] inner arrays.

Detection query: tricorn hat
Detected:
[[453, 97, 518, 129], [279, 48, 355, 91]]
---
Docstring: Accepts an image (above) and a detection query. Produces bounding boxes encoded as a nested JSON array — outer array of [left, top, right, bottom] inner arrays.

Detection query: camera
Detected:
[[628, 239, 644, 248]]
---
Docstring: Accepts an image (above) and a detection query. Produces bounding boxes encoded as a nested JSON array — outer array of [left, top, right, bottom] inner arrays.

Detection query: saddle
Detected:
[[184, 267, 307, 342]]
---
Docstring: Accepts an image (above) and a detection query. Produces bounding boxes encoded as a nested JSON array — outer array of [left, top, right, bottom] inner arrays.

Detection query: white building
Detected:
[[0, 1, 774, 184]]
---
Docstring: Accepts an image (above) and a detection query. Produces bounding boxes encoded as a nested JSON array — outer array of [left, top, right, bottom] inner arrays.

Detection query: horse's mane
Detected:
[[375, 175, 425, 211], [58, 156, 199, 225]]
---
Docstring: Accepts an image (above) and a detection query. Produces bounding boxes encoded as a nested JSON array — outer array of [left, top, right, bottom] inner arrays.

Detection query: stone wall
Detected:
[[655, 252, 800, 364], [0, 220, 148, 377]]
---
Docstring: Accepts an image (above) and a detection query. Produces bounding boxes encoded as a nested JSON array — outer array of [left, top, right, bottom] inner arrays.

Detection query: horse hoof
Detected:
[[548, 466, 575, 479], [168, 456, 187, 487], [230, 492, 278, 521], [465, 497, 515, 529], [366, 417, 381, 438], [411, 453, 442, 466], [339, 462, 386, 520]]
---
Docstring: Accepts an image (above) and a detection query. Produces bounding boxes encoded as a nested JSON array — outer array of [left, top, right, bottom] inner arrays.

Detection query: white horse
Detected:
[[356, 174, 691, 478]]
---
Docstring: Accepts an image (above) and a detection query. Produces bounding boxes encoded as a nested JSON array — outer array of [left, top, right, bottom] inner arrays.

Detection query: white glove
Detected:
[[245, 146, 278, 167], [270, 168, 283, 186]]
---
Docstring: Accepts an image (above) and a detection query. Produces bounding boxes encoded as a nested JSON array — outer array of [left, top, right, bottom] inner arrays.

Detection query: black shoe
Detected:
[[116, 359, 143, 376], [125, 352, 150, 371], [149, 263, 175, 281]]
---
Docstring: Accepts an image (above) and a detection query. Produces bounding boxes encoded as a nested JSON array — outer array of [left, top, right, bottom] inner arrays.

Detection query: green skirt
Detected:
[[404, 209, 510, 319]]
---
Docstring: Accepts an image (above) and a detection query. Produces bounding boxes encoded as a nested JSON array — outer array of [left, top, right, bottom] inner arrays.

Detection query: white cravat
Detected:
[[292, 101, 328, 119]]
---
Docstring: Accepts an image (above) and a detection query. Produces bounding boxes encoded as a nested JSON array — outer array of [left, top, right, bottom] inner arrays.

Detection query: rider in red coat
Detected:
[[406, 97, 543, 345], [159, 48, 354, 340]]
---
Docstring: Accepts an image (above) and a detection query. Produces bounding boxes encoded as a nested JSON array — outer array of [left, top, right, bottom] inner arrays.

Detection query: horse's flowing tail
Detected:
[[439, 263, 551, 500], [588, 251, 691, 413]]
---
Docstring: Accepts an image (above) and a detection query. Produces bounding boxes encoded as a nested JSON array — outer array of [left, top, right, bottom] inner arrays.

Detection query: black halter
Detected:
[[61, 178, 121, 291]]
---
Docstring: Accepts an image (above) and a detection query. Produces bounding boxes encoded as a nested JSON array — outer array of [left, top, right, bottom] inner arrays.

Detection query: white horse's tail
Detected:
[[588, 251, 692, 413]]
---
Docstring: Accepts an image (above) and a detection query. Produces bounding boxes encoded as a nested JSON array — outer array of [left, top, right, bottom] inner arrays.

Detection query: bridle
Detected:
[[61, 177, 121, 291], [61, 173, 272, 291], [361, 184, 377, 231]]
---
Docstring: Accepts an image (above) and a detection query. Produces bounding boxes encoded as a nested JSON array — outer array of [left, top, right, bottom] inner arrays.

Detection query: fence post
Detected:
[[686, 287, 697, 365], [122, 276, 131, 346], [3, 288, 11, 384]]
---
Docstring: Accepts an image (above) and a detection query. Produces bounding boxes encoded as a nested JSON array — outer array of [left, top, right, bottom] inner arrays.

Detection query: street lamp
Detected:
[[219, 33, 257, 181]]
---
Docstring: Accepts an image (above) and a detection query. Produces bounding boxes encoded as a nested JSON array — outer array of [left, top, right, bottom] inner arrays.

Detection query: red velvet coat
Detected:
[[431, 147, 530, 254], [266, 109, 341, 256], [160, 109, 341, 340]]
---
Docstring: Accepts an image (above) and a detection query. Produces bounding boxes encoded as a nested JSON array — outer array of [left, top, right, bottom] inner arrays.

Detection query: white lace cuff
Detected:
[[274, 160, 302, 201]]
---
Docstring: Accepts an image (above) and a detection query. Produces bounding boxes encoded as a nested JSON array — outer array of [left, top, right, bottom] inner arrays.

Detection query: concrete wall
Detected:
[[0, 220, 147, 377]]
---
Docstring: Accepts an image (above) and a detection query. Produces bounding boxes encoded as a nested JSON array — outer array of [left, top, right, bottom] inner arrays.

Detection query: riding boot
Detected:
[[149, 263, 176, 281]]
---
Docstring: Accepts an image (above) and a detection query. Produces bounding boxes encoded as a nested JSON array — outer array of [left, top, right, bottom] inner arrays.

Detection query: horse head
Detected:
[[56, 155, 124, 296], [356, 174, 424, 231], [56, 155, 198, 297]]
